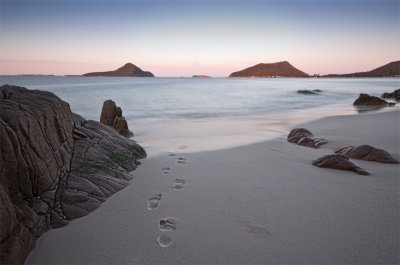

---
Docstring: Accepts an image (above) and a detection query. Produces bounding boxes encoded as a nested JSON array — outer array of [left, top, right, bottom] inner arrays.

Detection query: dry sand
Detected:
[[26, 110, 399, 264]]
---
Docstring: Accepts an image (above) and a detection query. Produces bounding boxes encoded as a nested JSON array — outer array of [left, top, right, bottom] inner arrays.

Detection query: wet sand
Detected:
[[26, 110, 399, 264]]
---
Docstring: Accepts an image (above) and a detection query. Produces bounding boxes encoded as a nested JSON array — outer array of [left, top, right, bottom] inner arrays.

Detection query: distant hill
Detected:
[[83, 63, 154, 77], [192, 75, 211, 78], [229, 61, 309, 78], [323, 61, 400, 77]]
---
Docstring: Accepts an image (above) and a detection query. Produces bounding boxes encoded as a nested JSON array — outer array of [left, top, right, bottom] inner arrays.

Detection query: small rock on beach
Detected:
[[335, 145, 399, 164], [287, 128, 327, 149], [312, 154, 369, 175]]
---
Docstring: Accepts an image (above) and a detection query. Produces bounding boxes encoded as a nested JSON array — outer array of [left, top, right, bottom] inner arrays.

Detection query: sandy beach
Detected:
[[26, 109, 399, 264]]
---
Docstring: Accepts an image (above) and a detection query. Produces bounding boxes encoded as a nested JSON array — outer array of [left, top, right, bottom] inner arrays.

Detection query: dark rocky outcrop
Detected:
[[353, 93, 395, 107], [0, 85, 146, 264], [229, 61, 309, 78], [287, 128, 327, 149], [100, 100, 133, 137], [323, 60, 400, 77], [381, 88, 400, 101], [297, 89, 321, 95], [312, 154, 369, 175], [335, 145, 399, 164], [83, 63, 154, 77]]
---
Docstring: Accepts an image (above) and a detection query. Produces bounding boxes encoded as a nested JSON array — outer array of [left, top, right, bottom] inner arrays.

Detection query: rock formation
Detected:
[[100, 100, 133, 137], [297, 89, 321, 95], [83, 63, 154, 77], [287, 128, 327, 148], [0, 85, 146, 264], [312, 154, 369, 175], [229, 61, 309, 78], [323, 60, 400, 77], [353, 93, 395, 107], [381, 88, 400, 101], [335, 145, 399, 164]]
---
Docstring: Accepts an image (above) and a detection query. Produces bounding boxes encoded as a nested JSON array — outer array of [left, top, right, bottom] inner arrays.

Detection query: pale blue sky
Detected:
[[0, 0, 398, 76]]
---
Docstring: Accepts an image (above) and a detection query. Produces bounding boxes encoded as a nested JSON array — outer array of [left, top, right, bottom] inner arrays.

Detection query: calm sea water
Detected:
[[1, 76, 399, 155]]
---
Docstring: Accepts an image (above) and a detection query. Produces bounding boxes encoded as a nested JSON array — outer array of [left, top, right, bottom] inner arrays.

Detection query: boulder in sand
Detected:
[[353, 93, 395, 106], [0, 85, 146, 264], [335, 145, 399, 164], [287, 128, 327, 148], [312, 154, 369, 175]]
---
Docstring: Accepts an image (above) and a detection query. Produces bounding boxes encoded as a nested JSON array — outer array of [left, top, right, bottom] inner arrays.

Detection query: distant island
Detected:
[[192, 75, 211, 78], [322, 61, 400, 77], [83, 63, 154, 77], [229, 61, 309, 78]]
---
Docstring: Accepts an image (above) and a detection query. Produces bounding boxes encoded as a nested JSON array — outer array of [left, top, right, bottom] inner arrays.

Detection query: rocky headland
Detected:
[[229, 61, 309, 78], [0, 85, 146, 264], [323, 60, 400, 77], [83, 63, 154, 77]]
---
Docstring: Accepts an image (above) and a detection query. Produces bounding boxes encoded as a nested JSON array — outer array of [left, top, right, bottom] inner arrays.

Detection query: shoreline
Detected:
[[129, 104, 399, 157], [26, 109, 399, 264]]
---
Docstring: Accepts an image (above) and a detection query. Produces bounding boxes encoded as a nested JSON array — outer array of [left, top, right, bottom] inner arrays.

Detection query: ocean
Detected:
[[1, 76, 399, 156]]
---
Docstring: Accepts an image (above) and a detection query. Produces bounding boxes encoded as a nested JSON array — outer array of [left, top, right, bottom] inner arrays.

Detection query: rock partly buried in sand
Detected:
[[100, 99, 133, 137], [297, 89, 321, 95], [287, 128, 327, 149], [353, 93, 395, 107], [312, 154, 369, 175], [335, 145, 399, 164], [0, 85, 146, 264], [381, 88, 400, 101]]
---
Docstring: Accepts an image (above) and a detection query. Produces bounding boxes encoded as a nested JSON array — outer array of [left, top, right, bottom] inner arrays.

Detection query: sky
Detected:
[[0, 0, 398, 77]]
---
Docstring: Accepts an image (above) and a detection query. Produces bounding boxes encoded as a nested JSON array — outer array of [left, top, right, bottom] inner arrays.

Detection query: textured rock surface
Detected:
[[100, 99, 133, 137], [312, 154, 369, 175], [381, 88, 400, 101], [353, 93, 395, 106], [335, 145, 399, 164], [287, 128, 327, 148], [0, 85, 146, 264]]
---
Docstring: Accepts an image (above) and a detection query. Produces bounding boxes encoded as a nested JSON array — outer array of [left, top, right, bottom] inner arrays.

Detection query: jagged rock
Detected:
[[0, 85, 146, 264], [100, 99, 133, 137], [287, 128, 327, 149], [335, 145, 399, 164], [381, 89, 400, 101], [312, 154, 369, 175], [100, 100, 119, 126], [353, 93, 395, 106]]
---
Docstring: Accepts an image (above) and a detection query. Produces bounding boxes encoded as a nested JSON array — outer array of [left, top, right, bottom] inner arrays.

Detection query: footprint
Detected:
[[161, 167, 171, 175], [167, 152, 176, 157], [157, 217, 177, 248], [157, 231, 174, 248], [159, 217, 177, 231], [147, 194, 162, 210], [172, 179, 186, 190], [177, 157, 186, 164]]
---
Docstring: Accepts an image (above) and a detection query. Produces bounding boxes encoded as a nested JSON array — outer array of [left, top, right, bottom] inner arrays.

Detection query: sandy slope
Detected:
[[26, 110, 399, 264]]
